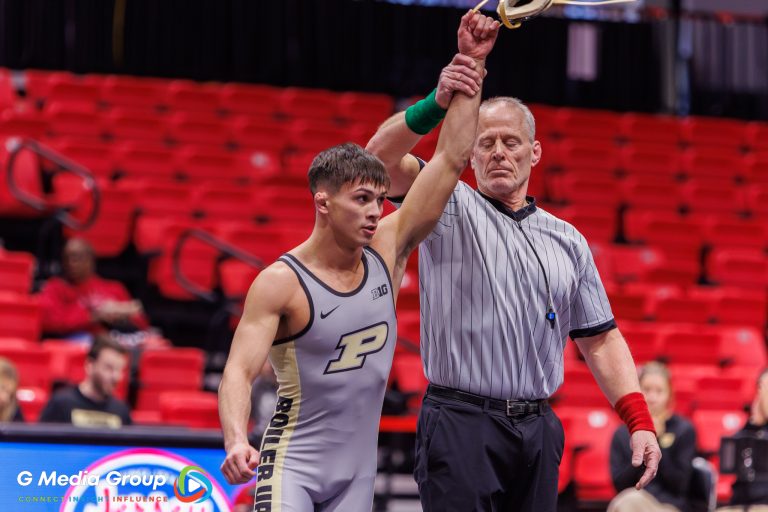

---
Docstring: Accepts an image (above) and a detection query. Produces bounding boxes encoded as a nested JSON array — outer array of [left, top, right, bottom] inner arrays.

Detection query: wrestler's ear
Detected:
[[314, 191, 330, 214]]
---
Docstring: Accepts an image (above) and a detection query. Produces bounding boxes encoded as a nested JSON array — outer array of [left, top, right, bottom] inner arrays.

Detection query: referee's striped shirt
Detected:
[[394, 180, 615, 401]]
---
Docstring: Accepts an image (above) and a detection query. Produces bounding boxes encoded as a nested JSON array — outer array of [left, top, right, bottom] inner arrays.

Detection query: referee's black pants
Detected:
[[414, 388, 564, 512]]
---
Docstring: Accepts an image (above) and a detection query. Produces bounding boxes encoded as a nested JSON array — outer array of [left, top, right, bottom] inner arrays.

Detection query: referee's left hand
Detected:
[[629, 430, 661, 489]]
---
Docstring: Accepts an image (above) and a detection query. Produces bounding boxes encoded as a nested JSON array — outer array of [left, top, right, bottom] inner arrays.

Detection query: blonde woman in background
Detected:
[[0, 357, 24, 422], [609, 362, 697, 512]]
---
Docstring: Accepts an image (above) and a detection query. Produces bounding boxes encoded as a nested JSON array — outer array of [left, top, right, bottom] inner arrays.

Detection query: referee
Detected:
[[367, 91, 661, 510]]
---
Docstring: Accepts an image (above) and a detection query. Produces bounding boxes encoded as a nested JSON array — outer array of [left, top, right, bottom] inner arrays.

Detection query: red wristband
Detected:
[[614, 392, 655, 435]]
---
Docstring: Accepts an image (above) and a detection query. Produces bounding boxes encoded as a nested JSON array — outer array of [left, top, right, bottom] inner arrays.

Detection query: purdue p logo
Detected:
[[324, 322, 389, 374]]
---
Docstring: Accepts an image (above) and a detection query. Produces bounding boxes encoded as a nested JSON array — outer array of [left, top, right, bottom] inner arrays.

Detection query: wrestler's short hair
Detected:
[[308, 143, 390, 194]]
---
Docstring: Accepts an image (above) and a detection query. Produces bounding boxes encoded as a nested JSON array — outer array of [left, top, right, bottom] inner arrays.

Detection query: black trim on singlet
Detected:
[[387, 156, 427, 204], [273, 257, 315, 346], [365, 246, 396, 311], [569, 318, 617, 340], [478, 191, 538, 222], [281, 252, 370, 298]]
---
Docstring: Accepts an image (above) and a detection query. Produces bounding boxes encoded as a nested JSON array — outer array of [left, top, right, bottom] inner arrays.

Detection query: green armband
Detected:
[[404, 88, 447, 135]]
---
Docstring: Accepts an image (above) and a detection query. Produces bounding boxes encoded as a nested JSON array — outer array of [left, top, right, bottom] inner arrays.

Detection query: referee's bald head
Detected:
[[480, 97, 536, 142]]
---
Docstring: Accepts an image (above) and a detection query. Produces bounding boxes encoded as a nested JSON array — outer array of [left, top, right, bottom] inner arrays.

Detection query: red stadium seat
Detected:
[[166, 112, 231, 147], [556, 366, 607, 408], [687, 287, 767, 327], [620, 113, 682, 146], [745, 123, 768, 152], [100, 75, 164, 110], [0, 249, 35, 295], [130, 181, 194, 217], [694, 375, 753, 411], [556, 406, 620, 502], [606, 289, 650, 322], [61, 180, 137, 258], [279, 87, 340, 121], [46, 78, 101, 106], [718, 327, 767, 370], [651, 296, 713, 324], [213, 222, 297, 264], [707, 248, 768, 288], [745, 185, 768, 218], [699, 215, 768, 251], [553, 138, 621, 172], [680, 148, 745, 183], [547, 170, 621, 207], [229, 116, 290, 152], [192, 184, 261, 220], [219, 260, 262, 300], [43, 101, 105, 139], [0, 110, 47, 140], [658, 328, 724, 366], [692, 409, 747, 455], [681, 181, 745, 214], [0, 294, 41, 341], [620, 143, 681, 179], [337, 92, 394, 124], [219, 83, 281, 118], [163, 80, 220, 113], [287, 120, 351, 154], [159, 390, 220, 429], [42, 340, 87, 385], [555, 108, 623, 142], [0, 342, 51, 389], [681, 117, 747, 151], [743, 152, 768, 186], [619, 322, 662, 364], [391, 353, 427, 411], [621, 176, 682, 211], [47, 139, 118, 179], [148, 233, 220, 301], [558, 205, 618, 244], [174, 147, 252, 183], [137, 348, 205, 410], [16, 386, 49, 422], [113, 143, 177, 182], [104, 108, 165, 143], [623, 210, 704, 259]]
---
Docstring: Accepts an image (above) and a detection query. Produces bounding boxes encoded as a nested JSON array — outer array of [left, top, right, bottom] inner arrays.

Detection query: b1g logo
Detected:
[[371, 284, 389, 300], [60, 448, 230, 512]]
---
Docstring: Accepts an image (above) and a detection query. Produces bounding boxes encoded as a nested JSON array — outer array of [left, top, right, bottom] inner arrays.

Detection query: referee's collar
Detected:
[[478, 191, 538, 222]]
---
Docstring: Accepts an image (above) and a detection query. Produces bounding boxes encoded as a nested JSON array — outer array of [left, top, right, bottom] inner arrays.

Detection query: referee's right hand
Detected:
[[221, 442, 259, 484], [630, 430, 661, 489]]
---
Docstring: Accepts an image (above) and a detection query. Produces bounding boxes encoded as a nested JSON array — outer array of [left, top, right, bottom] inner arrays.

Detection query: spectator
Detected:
[[38, 238, 149, 342], [718, 368, 768, 512], [0, 357, 24, 422], [39, 336, 132, 428], [609, 362, 697, 512]]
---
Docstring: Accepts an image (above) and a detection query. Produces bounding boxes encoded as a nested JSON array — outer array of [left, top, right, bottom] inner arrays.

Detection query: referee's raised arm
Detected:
[[365, 35, 486, 199], [390, 12, 500, 261]]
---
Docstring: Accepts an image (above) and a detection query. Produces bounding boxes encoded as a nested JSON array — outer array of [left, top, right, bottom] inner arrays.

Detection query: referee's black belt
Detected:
[[427, 384, 549, 417]]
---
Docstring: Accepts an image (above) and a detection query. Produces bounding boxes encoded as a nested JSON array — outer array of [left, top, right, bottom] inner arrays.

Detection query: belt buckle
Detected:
[[506, 400, 523, 417]]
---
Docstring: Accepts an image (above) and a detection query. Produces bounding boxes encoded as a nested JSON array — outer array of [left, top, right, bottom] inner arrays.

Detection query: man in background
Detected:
[[40, 336, 132, 428]]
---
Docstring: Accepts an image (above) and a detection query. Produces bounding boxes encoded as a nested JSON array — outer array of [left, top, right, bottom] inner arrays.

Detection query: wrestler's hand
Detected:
[[221, 442, 259, 484], [435, 53, 486, 108], [458, 10, 501, 61], [630, 429, 661, 489]]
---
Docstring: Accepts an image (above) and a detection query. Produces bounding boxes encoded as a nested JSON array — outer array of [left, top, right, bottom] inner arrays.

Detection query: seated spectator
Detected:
[[718, 368, 768, 512], [39, 336, 132, 428], [609, 362, 697, 512], [38, 238, 149, 343], [0, 357, 24, 422]]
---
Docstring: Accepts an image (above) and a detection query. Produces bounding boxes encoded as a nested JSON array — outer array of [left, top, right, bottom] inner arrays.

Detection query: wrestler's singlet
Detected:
[[254, 247, 397, 512]]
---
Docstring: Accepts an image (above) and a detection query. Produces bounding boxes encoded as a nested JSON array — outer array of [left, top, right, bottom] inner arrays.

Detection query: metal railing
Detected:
[[171, 228, 265, 305], [4, 137, 101, 230]]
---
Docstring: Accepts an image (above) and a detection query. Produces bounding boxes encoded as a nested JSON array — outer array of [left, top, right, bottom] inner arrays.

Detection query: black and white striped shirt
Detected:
[[397, 181, 615, 400]]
